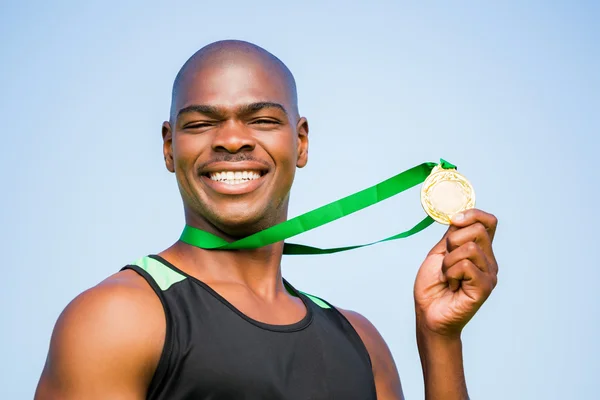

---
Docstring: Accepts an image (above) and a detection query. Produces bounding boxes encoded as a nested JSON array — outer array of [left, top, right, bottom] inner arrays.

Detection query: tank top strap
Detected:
[[122, 255, 187, 290], [120, 255, 185, 399]]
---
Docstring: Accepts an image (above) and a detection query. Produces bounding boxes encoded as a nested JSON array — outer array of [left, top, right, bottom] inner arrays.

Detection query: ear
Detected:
[[296, 117, 309, 168], [162, 121, 175, 173]]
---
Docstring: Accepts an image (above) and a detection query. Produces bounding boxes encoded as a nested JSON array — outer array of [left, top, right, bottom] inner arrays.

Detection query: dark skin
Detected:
[[35, 41, 498, 400]]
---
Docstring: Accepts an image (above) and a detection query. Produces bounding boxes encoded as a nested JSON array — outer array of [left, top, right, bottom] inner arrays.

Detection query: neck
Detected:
[[166, 241, 285, 295], [160, 212, 288, 298]]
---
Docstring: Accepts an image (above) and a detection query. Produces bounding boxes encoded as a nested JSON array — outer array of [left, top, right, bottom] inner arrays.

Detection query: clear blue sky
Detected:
[[1, 1, 598, 398]]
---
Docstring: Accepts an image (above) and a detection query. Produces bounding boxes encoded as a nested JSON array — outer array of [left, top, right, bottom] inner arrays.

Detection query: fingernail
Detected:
[[451, 213, 464, 222]]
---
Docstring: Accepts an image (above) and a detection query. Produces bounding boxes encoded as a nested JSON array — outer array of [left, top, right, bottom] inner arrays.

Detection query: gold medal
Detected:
[[420, 164, 475, 224]]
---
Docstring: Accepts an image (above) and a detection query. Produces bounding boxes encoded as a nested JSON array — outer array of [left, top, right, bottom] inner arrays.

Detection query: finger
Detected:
[[450, 209, 498, 242], [446, 222, 492, 255], [446, 223, 498, 275], [427, 224, 459, 256], [445, 259, 494, 295], [445, 259, 482, 292], [442, 241, 489, 274]]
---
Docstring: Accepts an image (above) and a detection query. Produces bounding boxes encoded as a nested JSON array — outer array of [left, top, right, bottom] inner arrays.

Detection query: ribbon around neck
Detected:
[[180, 159, 456, 255]]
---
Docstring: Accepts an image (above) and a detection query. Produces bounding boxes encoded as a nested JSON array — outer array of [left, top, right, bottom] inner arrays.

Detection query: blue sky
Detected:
[[1, 1, 598, 398]]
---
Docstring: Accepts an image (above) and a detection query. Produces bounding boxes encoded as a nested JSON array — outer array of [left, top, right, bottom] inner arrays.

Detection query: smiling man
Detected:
[[35, 40, 499, 400]]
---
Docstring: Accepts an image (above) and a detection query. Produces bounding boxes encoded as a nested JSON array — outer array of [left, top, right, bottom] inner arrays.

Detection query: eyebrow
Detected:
[[176, 102, 288, 119]]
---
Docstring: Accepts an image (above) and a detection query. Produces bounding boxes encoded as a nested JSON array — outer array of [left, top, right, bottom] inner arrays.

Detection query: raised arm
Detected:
[[414, 209, 499, 399], [35, 271, 165, 400], [343, 308, 472, 400], [345, 209, 498, 400]]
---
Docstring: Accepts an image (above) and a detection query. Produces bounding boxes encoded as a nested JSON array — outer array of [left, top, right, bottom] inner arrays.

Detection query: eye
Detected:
[[251, 118, 280, 125], [184, 122, 214, 130]]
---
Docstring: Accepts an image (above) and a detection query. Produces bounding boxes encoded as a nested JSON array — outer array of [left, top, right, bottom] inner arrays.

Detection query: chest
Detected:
[[156, 290, 376, 400], [180, 324, 372, 399]]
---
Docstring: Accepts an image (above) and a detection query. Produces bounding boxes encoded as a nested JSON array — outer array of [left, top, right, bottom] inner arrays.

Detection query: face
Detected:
[[162, 59, 308, 236]]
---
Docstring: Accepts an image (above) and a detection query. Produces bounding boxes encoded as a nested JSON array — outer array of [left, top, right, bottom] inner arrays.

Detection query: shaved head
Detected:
[[162, 39, 309, 235], [170, 40, 298, 121]]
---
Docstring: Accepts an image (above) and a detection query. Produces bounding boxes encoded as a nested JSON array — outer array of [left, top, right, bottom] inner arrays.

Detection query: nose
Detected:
[[212, 121, 255, 153]]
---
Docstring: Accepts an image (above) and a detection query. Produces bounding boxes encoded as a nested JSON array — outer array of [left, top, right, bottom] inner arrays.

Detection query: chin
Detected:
[[210, 205, 278, 238]]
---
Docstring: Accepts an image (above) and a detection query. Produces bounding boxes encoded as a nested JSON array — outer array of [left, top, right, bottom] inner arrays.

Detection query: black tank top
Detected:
[[122, 255, 377, 400]]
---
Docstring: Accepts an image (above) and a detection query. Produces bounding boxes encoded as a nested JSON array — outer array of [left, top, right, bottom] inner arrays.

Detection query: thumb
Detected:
[[427, 224, 458, 256]]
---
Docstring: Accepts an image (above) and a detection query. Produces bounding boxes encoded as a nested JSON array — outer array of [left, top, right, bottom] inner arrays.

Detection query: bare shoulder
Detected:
[[35, 269, 165, 400], [54, 269, 164, 348], [338, 309, 394, 365], [59, 269, 165, 345], [339, 308, 405, 400], [339, 309, 381, 343]]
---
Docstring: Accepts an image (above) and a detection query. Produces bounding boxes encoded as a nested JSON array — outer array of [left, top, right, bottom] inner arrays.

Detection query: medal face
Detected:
[[421, 165, 475, 224]]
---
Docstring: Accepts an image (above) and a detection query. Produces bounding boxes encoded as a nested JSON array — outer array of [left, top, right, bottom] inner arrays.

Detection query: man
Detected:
[[35, 40, 498, 400]]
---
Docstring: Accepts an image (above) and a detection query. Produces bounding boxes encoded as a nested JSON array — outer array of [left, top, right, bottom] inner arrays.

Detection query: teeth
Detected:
[[208, 170, 262, 184]]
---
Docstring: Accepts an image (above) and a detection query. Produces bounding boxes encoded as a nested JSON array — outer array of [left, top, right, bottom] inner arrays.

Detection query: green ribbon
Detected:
[[180, 159, 456, 255]]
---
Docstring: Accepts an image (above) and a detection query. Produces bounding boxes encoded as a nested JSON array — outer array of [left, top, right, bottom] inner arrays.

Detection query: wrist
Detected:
[[416, 324, 468, 400], [417, 324, 462, 344], [416, 326, 463, 362], [415, 309, 463, 343]]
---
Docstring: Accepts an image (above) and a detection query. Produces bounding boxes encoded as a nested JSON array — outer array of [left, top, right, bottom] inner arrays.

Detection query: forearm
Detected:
[[416, 326, 469, 400]]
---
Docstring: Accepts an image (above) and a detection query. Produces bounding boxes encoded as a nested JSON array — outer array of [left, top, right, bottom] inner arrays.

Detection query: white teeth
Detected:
[[208, 170, 263, 184]]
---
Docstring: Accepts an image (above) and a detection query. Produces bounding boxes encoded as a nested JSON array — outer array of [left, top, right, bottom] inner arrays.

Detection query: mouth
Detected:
[[205, 170, 265, 185], [199, 162, 270, 195]]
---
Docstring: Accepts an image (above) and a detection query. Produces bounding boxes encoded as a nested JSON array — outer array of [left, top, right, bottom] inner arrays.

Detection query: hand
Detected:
[[414, 209, 499, 338]]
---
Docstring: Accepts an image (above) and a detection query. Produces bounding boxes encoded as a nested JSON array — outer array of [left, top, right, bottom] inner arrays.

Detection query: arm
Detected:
[[35, 271, 165, 400], [344, 209, 498, 400], [342, 309, 470, 400], [415, 324, 468, 399], [414, 209, 499, 400]]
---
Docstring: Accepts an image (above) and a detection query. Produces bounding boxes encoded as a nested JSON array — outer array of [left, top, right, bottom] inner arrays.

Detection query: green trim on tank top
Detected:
[[132, 256, 187, 291], [284, 283, 331, 309], [299, 291, 331, 309], [134, 255, 330, 308]]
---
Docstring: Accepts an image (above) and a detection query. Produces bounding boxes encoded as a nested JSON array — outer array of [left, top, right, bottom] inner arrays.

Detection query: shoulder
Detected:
[[36, 269, 165, 398], [52, 269, 165, 364], [57, 269, 164, 340], [339, 308, 404, 400], [338, 308, 394, 368], [338, 309, 381, 343]]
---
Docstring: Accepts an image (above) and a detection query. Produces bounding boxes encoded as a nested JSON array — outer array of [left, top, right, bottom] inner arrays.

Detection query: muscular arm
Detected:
[[343, 310, 468, 400], [35, 271, 164, 400]]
